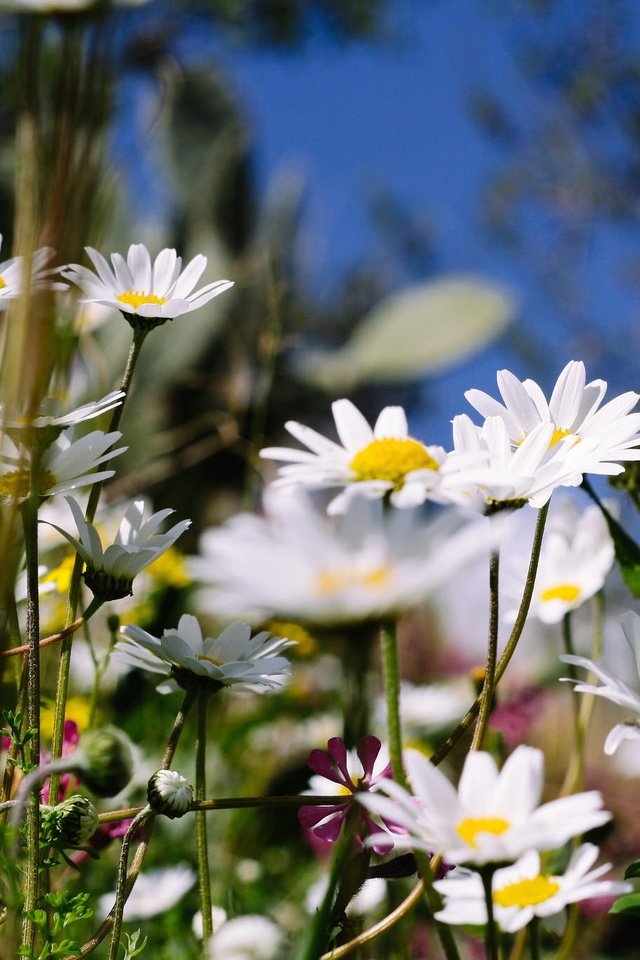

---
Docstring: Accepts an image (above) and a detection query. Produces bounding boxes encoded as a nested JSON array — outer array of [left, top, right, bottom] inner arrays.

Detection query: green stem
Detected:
[[106, 806, 152, 960], [528, 917, 541, 960], [196, 695, 212, 957], [471, 546, 500, 751], [380, 620, 406, 785], [343, 624, 375, 747], [430, 502, 549, 768], [49, 327, 148, 800], [20, 483, 42, 953], [480, 867, 499, 960], [297, 810, 358, 960]]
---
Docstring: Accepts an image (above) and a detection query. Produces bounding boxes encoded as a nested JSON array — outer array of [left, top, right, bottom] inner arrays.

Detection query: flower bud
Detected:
[[76, 726, 134, 797], [147, 769, 193, 819], [48, 794, 99, 847]]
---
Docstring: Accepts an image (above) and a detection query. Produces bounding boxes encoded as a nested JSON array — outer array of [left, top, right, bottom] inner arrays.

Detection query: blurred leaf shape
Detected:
[[295, 276, 515, 390]]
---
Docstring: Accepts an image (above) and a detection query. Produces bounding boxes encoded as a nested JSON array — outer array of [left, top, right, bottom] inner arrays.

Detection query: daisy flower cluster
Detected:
[[260, 360, 640, 512], [4, 222, 640, 960]]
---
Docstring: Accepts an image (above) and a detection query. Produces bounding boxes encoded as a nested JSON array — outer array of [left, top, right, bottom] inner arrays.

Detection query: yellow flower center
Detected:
[[349, 438, 438, 488], [116, 291, 167, 310], [0, 468, 56, 500], [197, 654, 224, 667], [0, 275, 5, 289], [540, 583, 581, 603], [456, 816, 510, 849], [548, 427, 573, 448], [314, 565, 392, 595], [493, 874, 560, 908]]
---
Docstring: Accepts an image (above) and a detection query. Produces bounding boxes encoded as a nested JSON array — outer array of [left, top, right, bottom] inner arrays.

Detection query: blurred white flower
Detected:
[[49, 495, 190, 600], [359, 745, 611, 866], [465, 361, 640, 477], [192, 489, 497, 628], [115, 614, 294, 694], [261, 398, 455, 514], [207, 914, 283, 960], [98, 863, 196, 921], [504, 498, 614, 624], [435, 845, 630, 933], [192, 906, 228, 940], [561, 611, 640, 754], [0, 238, 65, 304], [306, 875, 386, 916], [62, 243, 233, 330]]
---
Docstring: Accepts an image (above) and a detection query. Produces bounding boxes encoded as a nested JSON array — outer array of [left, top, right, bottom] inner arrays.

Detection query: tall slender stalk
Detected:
[[380, 620, 405, 785], [430, 502, 550, 768], [20, 466, 43, 952], [480, 867, 499, 960], [471, 546, 500, 751], [195, 694, 213, 957], [106, 806, 152, 960]]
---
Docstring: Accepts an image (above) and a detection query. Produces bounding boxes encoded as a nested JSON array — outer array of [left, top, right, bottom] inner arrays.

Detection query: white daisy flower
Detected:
[[465, 361, 640, 477], [1, 390, 124, 432], [98, 864, 196, 921], [192, 489, 497, 628], [434, 845, 630, 933], [446, 414, 583, 510], [504, 498, 614, 624], [61, 243, 233, 331], [115, 614, 294, 695], [48, 495, 190, 600], [0, 429, 125, 504], [207, 914, 283, 960], [561, 611, 640, 754], [358, 745, 611, 866], [0, 239, 66, 305], [260, 399, 455, 514]]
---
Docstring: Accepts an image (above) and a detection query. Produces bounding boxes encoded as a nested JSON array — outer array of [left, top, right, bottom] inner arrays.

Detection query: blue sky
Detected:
[[117, 0, 640, 442]]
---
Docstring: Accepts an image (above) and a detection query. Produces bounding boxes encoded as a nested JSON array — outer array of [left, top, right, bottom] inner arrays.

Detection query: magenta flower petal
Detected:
[[298, 803, 346, 829], [356, 735, 382, 780], [307, 748, 350, 787], [327, 737, 354, 786], [313, 813, 347, 843]]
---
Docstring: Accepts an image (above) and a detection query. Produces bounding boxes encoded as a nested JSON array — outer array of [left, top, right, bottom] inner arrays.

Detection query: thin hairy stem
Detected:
[[471, 546, 500, 750]]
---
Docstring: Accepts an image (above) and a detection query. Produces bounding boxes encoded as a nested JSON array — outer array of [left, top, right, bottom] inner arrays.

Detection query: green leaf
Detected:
[[582, 480, 640, 598], [625, 859, 640, 880], [296, 276, 514, 389], [610, 891, 640, 915]]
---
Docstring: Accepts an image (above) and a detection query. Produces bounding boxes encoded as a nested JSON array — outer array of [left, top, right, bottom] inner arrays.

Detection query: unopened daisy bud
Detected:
[[49, 794, 99, 847], [76, 726, 133, 798], [147, 769, 193, 819]]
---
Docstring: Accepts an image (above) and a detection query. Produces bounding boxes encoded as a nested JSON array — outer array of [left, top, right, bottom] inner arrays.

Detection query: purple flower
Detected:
[[299, 735, 397, 854]]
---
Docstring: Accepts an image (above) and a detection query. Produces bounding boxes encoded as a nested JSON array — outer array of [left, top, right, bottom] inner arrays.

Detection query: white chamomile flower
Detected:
[[561, 611, 640, 754], [465, 361, 640, 478], [98, 864, 196, 921], [1, 390, 124, 433], [48, 495, 190, 600], [115, 614, 294, 695], [358, 745, 611, 866], [61, 243, 233, 331], [434, 845, 630, 933], [446, 414, 582, 510], [192, 489, 497, 628], [0, 238, 66, 304], [207, 915, 283, 960], [504, 498, 614, 624], [0, 429, 125, 504], [260, 398, 453, 514]]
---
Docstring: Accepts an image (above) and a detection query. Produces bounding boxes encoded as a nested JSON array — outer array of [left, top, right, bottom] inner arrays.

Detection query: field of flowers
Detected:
[[2, 4, 640, 960]]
